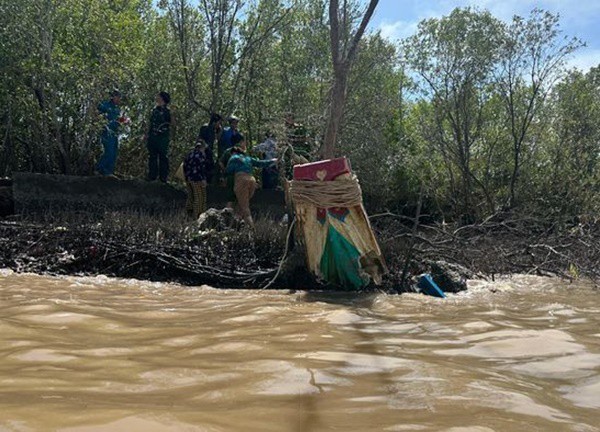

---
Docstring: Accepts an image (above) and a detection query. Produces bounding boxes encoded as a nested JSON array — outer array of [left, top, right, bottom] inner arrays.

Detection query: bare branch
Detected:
[[346, 0, 379, 64]]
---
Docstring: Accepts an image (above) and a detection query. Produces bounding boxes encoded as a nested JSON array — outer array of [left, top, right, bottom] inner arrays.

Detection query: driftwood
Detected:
[[1, 209, 598, 291], [372, 211, 600, 285], [0, 217, 284, 288]]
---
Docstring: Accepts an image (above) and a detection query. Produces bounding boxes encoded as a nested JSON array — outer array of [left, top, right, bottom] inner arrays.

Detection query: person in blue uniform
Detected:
[[218, 115, 242, 159], [96, 89, 122, 176]]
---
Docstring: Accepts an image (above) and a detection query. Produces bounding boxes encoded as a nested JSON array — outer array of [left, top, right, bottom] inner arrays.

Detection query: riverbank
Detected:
[[1, 208, 598, 292]]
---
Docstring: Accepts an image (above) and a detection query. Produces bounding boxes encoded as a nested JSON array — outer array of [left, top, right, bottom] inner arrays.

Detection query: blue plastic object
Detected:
[[417, 274, 446, 298]]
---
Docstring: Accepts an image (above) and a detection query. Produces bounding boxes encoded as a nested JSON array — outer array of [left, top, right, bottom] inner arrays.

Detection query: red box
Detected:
[[293, 157, 352, 181]]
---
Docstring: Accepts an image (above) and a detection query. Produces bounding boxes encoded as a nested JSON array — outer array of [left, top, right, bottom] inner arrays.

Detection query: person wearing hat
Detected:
[[225, 142, 276, 227], [96, 89, 123, 176], [146, 91, 173, 183]]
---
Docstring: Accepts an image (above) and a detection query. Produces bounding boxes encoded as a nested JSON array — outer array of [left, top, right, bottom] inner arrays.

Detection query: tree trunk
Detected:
[[320, 0, 379, 159], [509, 146, 520, 207], [321, 66, 348, 159]]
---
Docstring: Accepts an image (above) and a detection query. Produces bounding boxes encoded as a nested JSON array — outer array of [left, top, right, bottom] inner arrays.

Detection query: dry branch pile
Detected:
[[0, 213, 294, 288], [374, 212, 600, 286], [1, 210, 598, 291]]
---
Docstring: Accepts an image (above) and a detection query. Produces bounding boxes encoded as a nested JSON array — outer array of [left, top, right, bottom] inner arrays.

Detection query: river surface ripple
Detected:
[[0, 271, 598, 431]]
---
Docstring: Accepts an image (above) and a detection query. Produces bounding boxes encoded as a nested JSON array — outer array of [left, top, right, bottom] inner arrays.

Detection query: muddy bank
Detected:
[[2, 174, 598, 292], [1, 209, 598, 292], [0, 210, 311, 290]]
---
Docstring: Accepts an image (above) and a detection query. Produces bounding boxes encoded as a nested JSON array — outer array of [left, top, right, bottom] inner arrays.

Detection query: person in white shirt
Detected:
[[254, 132, 279, 189]]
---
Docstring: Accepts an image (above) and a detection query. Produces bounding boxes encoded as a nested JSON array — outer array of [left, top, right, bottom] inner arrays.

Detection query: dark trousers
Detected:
[[147, 135, 169, 182], [262, 165, 279, 189]]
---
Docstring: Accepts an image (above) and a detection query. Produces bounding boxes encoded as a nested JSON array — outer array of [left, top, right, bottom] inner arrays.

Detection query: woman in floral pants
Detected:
[[183, 140, 209, 219]]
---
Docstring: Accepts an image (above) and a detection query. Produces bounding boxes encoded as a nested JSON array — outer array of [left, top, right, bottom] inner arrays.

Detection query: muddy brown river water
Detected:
[[0, 271, 598, 431]]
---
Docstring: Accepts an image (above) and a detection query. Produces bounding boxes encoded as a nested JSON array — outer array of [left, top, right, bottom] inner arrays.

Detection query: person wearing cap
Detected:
[[146, 91, 173, 183], [225, 144, 276, 227], [183, 140, 209, 219], [96, 89, 123, 176], [218, 115, 242, 159], [196, 113, 222, 183]]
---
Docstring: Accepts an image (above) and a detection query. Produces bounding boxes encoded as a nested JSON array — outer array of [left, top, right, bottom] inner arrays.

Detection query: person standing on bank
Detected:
[[254, 131, 279, 189], [218, 115, 241, 159], [197, 113, 222, 183], [183, 139, 209, 219], [96, 89, 124, 176], [225, 146, 276, 227], [146, 92, 173, 183]]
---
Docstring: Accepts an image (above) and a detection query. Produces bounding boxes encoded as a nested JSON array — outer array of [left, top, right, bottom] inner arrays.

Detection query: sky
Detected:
[[369, 0, 600, 71]]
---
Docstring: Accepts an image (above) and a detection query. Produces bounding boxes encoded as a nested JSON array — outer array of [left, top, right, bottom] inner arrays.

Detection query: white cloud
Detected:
[[448, 0, 519, 20], [379, 21, 402, 40], [567, 49, 600, 72], [446, 0, 600, 28], [375, 1, 600, 74], [378, 19, 419, 40], [376, 0, 600, 42]]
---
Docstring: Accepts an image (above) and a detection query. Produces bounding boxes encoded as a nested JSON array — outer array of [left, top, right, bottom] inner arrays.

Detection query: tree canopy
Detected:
[[0, 0, 597, 220]]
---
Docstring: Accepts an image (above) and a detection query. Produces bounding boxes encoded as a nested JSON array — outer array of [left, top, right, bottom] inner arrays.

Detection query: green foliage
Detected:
[[401, 7, 593, 220], [0, 1, 597, 220], [541, 67, 600, 215]]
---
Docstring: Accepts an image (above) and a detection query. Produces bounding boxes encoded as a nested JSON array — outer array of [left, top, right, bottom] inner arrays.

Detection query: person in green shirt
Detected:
[[146, 91, 173, 183], [225, 146, 276, 227]]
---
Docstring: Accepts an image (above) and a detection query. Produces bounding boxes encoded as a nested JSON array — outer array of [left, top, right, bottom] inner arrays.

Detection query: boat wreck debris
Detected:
[[290, 158, 387, 289]]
